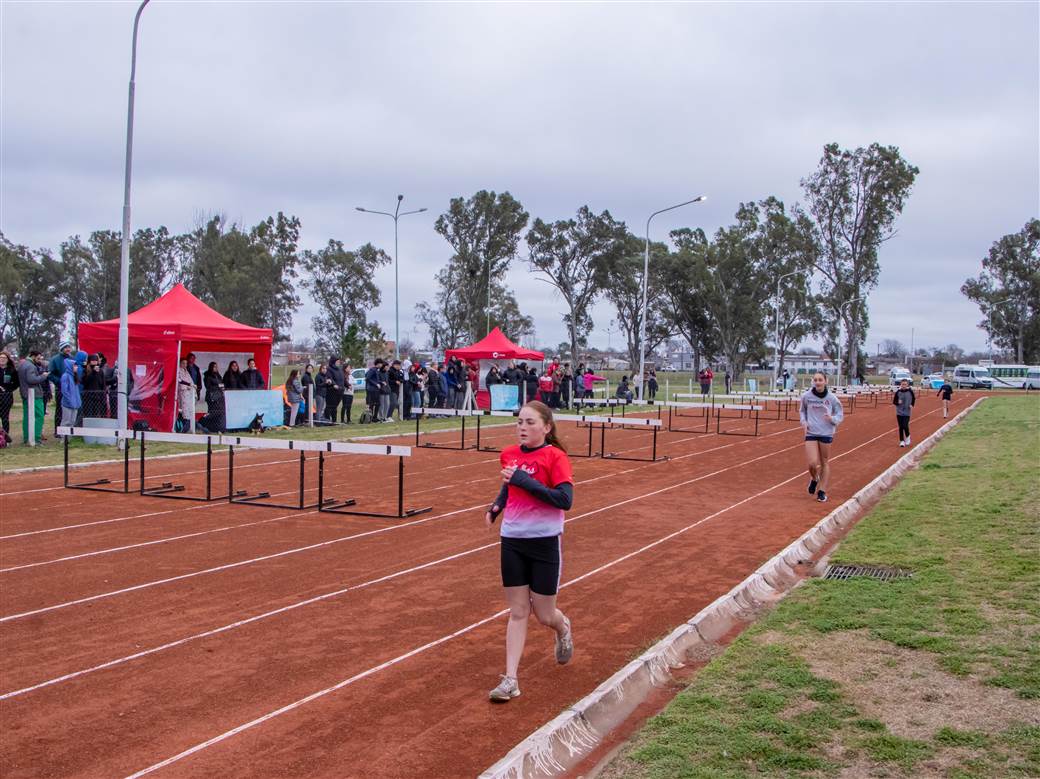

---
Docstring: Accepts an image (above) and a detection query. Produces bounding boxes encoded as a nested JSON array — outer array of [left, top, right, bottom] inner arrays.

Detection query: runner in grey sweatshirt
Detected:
[[893, 379, 916, 447], [799, 372, 844, 503]]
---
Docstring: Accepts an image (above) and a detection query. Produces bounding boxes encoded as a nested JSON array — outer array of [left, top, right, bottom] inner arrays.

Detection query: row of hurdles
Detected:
[[56, 426, 432, 519]]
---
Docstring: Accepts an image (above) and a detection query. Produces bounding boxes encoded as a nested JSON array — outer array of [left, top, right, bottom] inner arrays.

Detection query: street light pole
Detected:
[[773, 269, 801, 390], [836, 297, 862, 386], [356, 197, 427, 360], [639, 195, 706, 400], [116, 0, 150, 433]]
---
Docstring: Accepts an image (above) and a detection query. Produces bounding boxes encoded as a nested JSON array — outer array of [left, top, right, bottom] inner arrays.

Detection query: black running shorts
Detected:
[[500, 535, 562, 596]]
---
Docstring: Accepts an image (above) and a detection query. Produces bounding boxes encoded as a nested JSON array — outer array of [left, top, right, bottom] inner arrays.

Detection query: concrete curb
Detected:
[[479, 398, 985, 779]]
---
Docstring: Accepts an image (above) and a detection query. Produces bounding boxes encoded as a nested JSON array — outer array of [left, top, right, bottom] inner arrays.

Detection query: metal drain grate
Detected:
[[823, 564, 913, 582]]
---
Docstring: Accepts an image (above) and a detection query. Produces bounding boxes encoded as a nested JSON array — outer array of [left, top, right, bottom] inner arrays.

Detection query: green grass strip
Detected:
[[612, 396, 1040, 779]]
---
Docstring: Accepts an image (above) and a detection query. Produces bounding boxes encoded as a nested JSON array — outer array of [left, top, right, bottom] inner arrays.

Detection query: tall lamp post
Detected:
[[116, 0, 151, 433], [356, 195, 427, 360], [773, 269, 802, 391], [638, 195, 707, 400], [835, 297, 862, 386]]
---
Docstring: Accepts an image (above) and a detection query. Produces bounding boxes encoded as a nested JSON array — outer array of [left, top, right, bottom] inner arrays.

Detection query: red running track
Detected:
[[0, 393, 973, 778]]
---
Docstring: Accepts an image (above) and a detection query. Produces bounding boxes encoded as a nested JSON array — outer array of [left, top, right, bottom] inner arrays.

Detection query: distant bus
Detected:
[[988, 364, 1036, 389]]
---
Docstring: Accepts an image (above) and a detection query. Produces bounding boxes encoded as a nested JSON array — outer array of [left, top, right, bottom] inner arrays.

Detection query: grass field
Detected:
[[603, 395, 1040, 778]]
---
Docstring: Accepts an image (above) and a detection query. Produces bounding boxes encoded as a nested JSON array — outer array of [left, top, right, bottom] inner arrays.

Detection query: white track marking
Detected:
[[120, 414, 920, 778], [0, 423, 858, 698]]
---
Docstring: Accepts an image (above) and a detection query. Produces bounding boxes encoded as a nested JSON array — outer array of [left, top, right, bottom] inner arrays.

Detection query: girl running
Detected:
[[485, 400, 575, 702], [893, 378, 916, 446], [936, 376, 953, 419], [799, 372, 844, 503]]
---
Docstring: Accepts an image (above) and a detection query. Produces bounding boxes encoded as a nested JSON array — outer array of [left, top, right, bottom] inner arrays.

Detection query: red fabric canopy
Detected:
[[78, 284, 273, 432], [444, 327, 543, 362], [78, 283, 274, 343]]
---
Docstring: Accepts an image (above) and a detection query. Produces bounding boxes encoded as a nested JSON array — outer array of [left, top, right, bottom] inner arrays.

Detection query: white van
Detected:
[[952, 364, 994, 389], [1024, 367, 1040, 391], [889, 367, 913, 386]]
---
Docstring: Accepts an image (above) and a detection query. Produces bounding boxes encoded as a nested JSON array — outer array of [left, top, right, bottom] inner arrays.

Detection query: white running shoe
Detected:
[[906, 436, 911, 445], [555, 617, 574, 665], [899, 440, 906, 447], [489, 675, 520, 702]]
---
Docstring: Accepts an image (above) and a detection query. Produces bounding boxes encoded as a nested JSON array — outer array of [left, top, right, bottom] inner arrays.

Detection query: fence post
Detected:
[[27, 387, 35, 446], [689, 377, 693, 394], [665, 378, 669, 402], [308, 384, 314, 427]]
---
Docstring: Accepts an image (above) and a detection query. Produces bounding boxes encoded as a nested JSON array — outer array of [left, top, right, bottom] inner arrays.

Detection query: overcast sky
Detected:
[[3, 1, 1038, 356]]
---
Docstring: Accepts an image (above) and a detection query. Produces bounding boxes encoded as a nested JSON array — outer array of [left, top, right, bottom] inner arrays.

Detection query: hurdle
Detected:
[[477, 410, 598, 458], [137, 430, 229, 502], [223, 434, 324, 510], [413, 407, 482, 450], [573, 397, 630, 416], [317, 440, 432, 519], [666, 401, 712, 433], [59, 426, 136, 493], [714, 403, 763, 437], [597, 415, 664, 462]]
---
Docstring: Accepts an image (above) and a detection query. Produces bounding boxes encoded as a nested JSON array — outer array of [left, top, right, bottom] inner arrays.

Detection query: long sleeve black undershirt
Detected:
[[488, 472, 574, 520]]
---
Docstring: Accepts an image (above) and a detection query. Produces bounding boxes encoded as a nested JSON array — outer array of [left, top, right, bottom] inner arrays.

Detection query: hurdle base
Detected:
[[230, 490, 322, 511], [318, 500, 432, 519]]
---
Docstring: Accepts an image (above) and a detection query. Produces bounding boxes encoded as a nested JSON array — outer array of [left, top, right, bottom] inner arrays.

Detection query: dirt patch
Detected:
[[794, 629, 1039, 741]]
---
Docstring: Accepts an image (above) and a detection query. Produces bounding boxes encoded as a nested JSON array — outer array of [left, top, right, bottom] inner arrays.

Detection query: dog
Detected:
[[248, 413, 266, 435]]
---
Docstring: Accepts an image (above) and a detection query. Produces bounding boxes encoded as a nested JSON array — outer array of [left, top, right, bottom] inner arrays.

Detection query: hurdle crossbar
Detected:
[[138, 430, 228, 502], [714, 403, 763, 437], [59, 426, 135, 493], [222, 434, 322, 510], [413, 407, 482, 451], [666, 401, 712, 433], [317, 440, 432, 519]]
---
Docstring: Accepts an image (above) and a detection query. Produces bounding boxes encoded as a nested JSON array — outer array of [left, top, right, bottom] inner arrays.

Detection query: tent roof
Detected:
[[78, 283, 273, 343], [444, 327, 543, 361]]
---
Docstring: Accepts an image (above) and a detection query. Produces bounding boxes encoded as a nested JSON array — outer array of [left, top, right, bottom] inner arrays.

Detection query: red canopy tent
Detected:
[[445, 328, 544, 409], [78, 283, 273, 431], [444, 327, 544, 363]]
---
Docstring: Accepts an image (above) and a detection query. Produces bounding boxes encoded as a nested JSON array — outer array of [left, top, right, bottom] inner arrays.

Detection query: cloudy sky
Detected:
[[3, 1, 1037, 356]]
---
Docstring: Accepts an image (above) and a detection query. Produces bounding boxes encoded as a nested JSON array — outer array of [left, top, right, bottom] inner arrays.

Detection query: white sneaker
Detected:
[[906, 437, 911, 445], [555, 617, 573, 664], [899, 440, 906, 447], [489, 675, 520, 702]]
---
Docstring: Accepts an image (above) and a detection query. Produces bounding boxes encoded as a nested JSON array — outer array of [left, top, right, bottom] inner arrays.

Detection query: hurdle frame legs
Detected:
[[228, 446, 322, 510], [601, 422, 664, 462], [63, 432, 132, 493], [716, 408, 761, 437], [317, 452, 432, 519], [138, 436, 229, 502]]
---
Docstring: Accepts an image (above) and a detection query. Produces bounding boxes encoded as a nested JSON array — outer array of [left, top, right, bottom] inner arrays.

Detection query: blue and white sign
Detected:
[[224, 390, 285, 430], [490, 383, 519, 412]]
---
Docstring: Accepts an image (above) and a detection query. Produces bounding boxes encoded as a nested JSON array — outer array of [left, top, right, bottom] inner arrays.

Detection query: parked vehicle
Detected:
[[1023, 367, 1040, 391], [350, 368, 366, 391], [923, 372, 945, 390], [951, 364, 994, 389], [988, 364, 1034, 389], [889, 367, 913, 386]]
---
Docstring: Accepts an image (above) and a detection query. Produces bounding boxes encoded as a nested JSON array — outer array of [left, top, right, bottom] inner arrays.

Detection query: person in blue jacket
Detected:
[[59, 357, 82, 429], [47, 341, 72, 433]]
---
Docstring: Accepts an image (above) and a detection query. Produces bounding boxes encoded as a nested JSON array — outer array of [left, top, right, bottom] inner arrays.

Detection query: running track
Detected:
[[0, 393, 971, 778]]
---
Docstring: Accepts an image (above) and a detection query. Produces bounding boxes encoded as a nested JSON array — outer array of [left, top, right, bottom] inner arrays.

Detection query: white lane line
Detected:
[[120, 417, 914, 779], [0, 426, 821, 698]]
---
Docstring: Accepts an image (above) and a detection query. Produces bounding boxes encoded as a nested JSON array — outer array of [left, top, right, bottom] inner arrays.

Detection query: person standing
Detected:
[[286, 369, 304, 426], [312, 364, 329, 421], [936, 377, 954, 419], [48, 341, 72, 433], [59, 357, 82, 429], [202, 361, 226, 432], [426, 362, 441, 408], [799, 371, 844, 504], [581, 368, 605, 400], [387, 360, 404, 421], [241, 358, 265, 390], [550, 366, 563, 409], [724, 369, 733, 395], [378, 361, 392, 422], [301, 364, 315, 419], [893, 378, 916, 447], [341, 362, 355, 423], [560, 363, 574, 409], [485, 401, 575, 702], [81, 355, 107, 418], [646, 369, 658, 401], [698, 366, 713, 395], [18, 351, 48, 444], [177, 357, 196, 432], [0, 351, 19, 439], [186, 353, 202, 400], [326, 357, 345, 423], [222, 361, 244, 390]]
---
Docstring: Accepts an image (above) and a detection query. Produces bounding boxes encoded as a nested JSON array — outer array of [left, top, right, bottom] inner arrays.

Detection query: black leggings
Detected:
[[897, 415, 911, 442], [340, 395, 353, 423], [0, 391, 12, 434]]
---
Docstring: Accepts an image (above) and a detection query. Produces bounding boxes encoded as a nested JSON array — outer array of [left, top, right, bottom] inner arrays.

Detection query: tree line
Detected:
[[8, 141, 1030, 373]]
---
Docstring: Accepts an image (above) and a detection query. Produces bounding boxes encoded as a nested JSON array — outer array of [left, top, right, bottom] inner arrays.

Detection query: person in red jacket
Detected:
[[485, 401, 575, 702]]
